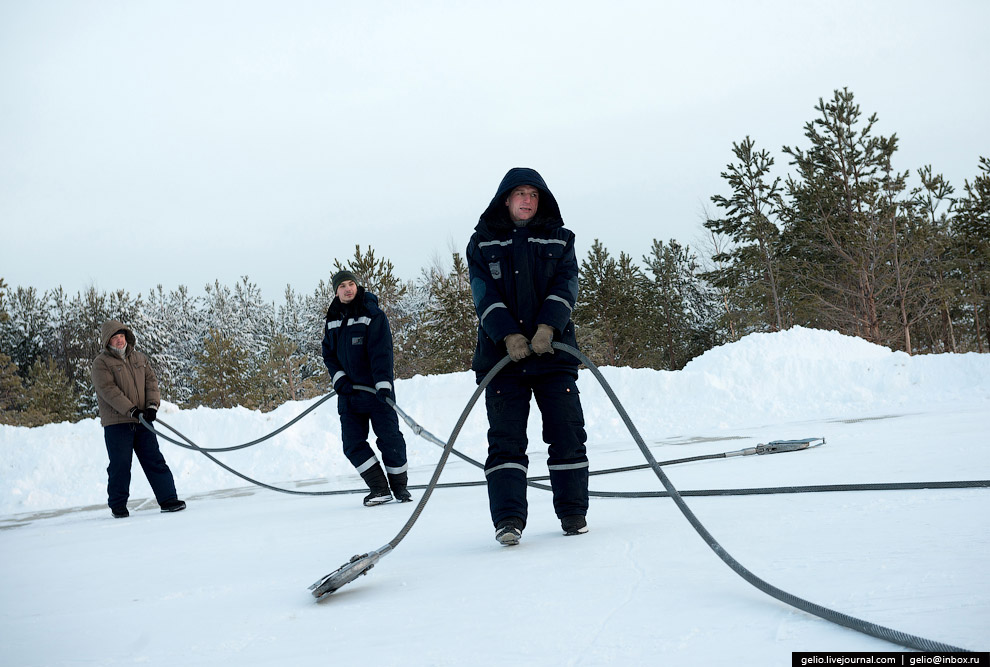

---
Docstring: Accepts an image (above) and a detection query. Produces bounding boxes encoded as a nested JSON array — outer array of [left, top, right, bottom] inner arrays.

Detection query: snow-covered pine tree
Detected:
[[642, 240, 719, 371], [189, 327, 256, 409], [0, 351, 26, 425], [0, 286, 49, 378], [21, 356, 78, 425], [195, 277, 275, 408], [391, 279, 430, 378], [417, 252, 475, 374], [276, 285, 327, 398], [137, 285, 203, 405]]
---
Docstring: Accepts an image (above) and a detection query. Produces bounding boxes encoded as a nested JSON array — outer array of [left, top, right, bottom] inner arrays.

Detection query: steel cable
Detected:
[[141, 346, 976, 650], [551, 343, 971, 652]]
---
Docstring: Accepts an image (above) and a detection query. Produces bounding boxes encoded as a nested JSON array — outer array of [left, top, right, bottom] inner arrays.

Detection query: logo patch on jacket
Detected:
[[351, 336, 364, 345], [489, 262, 502, 279]]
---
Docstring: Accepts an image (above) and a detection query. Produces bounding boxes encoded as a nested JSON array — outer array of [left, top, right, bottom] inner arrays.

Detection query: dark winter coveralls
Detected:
[[321, 288, 408, 477], [467, 167, 589, 528], [91, 320, 179, 510]]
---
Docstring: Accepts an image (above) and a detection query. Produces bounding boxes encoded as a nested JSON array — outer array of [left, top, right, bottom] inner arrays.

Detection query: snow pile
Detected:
[[2, 327, 988, 516]]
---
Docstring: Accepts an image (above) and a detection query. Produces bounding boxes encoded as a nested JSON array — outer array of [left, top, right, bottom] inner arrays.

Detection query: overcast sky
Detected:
[[2, 1, 988, 303]]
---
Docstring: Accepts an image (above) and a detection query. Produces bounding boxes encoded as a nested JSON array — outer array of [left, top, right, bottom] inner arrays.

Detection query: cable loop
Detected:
[[140, 344, 974, 651]]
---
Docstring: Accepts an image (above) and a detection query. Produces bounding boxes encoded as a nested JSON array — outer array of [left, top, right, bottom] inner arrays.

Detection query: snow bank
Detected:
[[2, 327, 988, 516]]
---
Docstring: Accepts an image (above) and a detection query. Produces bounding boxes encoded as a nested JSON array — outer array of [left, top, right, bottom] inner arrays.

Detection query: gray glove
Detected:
[[530, 324, 555, 355], [504, 333, 531, 362]]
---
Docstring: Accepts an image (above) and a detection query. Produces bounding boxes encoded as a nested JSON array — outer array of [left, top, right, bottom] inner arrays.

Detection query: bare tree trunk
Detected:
[[759, 239, 783, 331], [974, 296, 985, 354], [859, 268, 881, 344], [901, 300, 912, 354], [941, 302, 956, 353]]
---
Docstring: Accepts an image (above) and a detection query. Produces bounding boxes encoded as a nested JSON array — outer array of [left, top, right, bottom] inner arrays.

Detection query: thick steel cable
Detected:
[[141, 413, 989, 501], [551, 342, 971, 653], [142, 352, 976, 649], [142, 414, 355, 496], [152, 393, 337, 452], [382, 356, 510, 548], [143, 384, 745, 498]]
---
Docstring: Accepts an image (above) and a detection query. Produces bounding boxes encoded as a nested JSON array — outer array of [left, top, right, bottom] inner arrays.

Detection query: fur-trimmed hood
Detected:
[[100, 320, 135, 352]]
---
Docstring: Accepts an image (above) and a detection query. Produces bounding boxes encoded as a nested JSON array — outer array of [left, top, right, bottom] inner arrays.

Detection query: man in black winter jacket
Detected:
[[321, 269, 410, 506], [467, 167, 590, 546]]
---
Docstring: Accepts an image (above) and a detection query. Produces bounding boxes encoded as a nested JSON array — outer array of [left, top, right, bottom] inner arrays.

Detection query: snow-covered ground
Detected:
[[1, 327, 988, 665]]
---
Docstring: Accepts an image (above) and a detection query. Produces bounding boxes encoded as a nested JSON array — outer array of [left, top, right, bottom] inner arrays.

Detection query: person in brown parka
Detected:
[[91, 319, 185, 518]]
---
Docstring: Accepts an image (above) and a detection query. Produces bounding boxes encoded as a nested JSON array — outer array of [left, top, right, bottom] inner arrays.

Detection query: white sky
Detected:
[[2, 1, 988, 303]]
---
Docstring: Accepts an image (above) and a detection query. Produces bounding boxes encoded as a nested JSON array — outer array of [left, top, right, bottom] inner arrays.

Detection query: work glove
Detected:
[[376, 388, 394, 404], [504, 333, 531, 362], [530, 324, 555, 355], [144, 407, 157, 423], [334, 377, 354, 395], [128, 406, 145, 421]]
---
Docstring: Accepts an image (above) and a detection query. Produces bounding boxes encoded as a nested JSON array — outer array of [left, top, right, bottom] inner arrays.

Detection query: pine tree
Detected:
[[189, 328, 256, 409], [21, 356, 80, 425], [137, 285, 203, 405], [199, 277, 276, 407], [0, 278, 9, 323], [704, 136, 787, 333], [391, 280, 432, 378], [954, 156, 990, 352], [0, 351, 27, 425], [573, 240, 646, 366], [255, 331, 318, 409], [0, 286, 49, 374], [781, 88, 908, 346], [881, 166, 957, 354], [275, 285, 327, 396], [642, 240, 720, 370], [418, 252, 476, 374]]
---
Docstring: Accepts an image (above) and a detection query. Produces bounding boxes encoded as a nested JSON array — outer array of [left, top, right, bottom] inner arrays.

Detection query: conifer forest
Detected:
[[2, 90, 988, 426]]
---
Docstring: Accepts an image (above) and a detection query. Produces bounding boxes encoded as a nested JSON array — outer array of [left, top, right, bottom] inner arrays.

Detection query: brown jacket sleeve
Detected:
[[141, 351, 161, 409]]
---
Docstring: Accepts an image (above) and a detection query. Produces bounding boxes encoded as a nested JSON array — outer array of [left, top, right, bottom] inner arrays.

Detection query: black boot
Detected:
[[387, 471, 412, 503], [359, 463, 393, 507]]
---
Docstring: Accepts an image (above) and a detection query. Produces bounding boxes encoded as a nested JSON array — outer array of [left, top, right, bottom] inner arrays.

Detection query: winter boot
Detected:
[[160, 499, 186, 513], [495, 517, 525, 546], [560, 515, 588, 536], [360, 463, 393, 507], [387, 471, 412, 503], [111, 506, 129, 519]]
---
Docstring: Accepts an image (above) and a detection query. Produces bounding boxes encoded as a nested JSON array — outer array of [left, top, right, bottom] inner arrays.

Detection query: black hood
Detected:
[[476, 167, 563, 236]]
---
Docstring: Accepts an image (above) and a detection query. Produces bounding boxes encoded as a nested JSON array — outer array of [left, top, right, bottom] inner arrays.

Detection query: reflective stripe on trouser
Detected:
[[338, 392, 408, 473], [484, 372, 589, 526]]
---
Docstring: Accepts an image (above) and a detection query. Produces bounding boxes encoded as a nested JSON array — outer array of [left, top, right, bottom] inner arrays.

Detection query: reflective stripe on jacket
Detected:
[[467, 168, 580, 378], [321, 288, 396, 392]]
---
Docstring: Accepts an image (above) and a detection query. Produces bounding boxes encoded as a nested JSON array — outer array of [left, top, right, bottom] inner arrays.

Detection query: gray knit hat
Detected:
[[331, 270, 359, 293]]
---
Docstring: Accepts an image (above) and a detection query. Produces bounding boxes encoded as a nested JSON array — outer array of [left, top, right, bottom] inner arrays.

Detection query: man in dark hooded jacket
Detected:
[[467, 167, 589, 545], [321, 269, 410, 506], [91, 319, 185, 518]]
